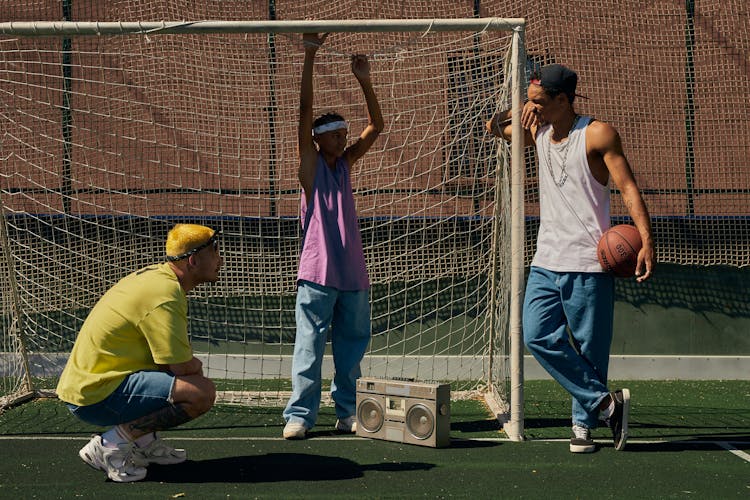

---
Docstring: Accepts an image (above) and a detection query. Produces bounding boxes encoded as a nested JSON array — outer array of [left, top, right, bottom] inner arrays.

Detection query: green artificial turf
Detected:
[[1, 380, 748, 498]]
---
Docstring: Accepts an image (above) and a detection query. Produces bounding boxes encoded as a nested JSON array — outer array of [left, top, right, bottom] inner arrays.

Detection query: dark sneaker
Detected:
[[606, 389, 630, 451], [569, 424, 596, 453], [335, 415, 357, 433]]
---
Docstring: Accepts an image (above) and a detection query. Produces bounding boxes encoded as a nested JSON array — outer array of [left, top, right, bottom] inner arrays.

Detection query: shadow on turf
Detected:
[[144, 453, 435, 483], [523, 417, 570, 431], [447, 438, 501, 449], [450, 419, 502, 433]]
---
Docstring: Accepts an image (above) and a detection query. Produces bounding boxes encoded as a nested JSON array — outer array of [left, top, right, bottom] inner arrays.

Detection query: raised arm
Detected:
[[343, 54, 384, 167], [590, 121, 655, 282], [298, 33, 328, 200], [485, 100, 540, 145]]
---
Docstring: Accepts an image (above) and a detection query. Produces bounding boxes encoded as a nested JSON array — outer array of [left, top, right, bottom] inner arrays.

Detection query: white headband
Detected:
[[313, 120, 347, 136]]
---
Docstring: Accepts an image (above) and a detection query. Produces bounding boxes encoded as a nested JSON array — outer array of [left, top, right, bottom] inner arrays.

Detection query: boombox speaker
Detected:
[[355, 377, 450, 448]]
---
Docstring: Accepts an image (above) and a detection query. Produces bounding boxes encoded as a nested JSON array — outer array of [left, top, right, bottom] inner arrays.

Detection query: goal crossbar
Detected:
[[0, 18, 525, 37], [0, 17, 527, 441]]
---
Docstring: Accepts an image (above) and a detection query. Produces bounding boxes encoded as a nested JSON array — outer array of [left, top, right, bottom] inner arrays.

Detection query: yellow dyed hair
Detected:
[[165, 224, 216, 259]]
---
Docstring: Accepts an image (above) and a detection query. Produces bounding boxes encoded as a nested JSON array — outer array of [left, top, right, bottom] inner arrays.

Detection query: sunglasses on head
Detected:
[[166, 232, 220, 262]]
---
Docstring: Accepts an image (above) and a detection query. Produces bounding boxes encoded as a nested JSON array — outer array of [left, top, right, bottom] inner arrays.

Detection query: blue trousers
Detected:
[[66, 370, 175, 426], [523, 266, 615, 428], [283, 280, 371, 429]]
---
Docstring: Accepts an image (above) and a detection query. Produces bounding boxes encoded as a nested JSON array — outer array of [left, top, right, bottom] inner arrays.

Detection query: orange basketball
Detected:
[[597, 224, 642, 278]]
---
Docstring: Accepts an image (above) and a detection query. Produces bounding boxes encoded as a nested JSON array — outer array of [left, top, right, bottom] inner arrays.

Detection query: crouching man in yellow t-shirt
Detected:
[[56, 224, 221, 482]]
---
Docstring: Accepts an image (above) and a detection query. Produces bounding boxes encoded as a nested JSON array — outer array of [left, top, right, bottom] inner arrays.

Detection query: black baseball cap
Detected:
[[530, 64, 588, 99]]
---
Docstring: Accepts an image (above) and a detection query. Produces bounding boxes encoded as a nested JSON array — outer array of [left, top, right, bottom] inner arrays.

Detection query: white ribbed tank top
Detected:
[[531, 115, 611, 272]]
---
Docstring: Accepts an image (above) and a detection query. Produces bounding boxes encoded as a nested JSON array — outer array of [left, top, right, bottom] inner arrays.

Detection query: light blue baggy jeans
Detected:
[[283, 280, 371, 430], [523, 266, 615, 429]]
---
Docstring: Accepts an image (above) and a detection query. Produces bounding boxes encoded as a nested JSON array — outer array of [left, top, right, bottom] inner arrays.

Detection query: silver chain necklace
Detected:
[[545, 115, 579, 187]]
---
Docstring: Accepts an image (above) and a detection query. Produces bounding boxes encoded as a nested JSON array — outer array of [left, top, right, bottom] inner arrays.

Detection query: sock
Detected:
[[600, 399, 615, 419], [134, 432, 157, 448], [101, 426, 130, 449]]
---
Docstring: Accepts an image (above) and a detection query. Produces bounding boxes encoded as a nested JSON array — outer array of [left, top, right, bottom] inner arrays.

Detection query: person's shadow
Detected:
[[145, 453, 435, 483]]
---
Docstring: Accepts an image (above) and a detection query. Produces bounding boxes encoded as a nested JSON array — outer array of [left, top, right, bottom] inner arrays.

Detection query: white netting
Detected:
[[1, 6, 519, 418], [505, 0, 749, 266], [2, 1, 749, 431]]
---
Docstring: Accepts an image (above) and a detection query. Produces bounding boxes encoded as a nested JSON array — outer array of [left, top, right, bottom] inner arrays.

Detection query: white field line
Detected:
[[715, 441, 750, 463], [1, 435, 748, 448]]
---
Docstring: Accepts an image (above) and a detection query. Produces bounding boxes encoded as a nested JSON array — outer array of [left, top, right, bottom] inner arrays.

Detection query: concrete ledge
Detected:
[[524, 355, 750, 380], [5, 353, 749, 380]]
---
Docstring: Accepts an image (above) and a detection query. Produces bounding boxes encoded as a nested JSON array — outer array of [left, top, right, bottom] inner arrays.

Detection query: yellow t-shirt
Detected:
[[56, 263, 192, 406]]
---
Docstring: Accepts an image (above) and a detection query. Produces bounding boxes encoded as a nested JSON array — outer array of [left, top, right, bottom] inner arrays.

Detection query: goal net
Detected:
[[0, 15, 525, 436]]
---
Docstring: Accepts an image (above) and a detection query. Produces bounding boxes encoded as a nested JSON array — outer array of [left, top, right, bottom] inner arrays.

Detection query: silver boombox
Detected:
[[355, 377, 451, 448]]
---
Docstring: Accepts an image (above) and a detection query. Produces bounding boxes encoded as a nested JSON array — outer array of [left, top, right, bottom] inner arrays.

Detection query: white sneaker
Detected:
[[283, 421, 308, 439], [569, 424, 596, 453], [78, 435, 147, 483], [133, 436, 187, 466], [335, 415, 357, 433]]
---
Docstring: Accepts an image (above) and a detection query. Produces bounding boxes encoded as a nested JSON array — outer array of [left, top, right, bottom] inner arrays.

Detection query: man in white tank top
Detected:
[[487, 64, 655, 453]]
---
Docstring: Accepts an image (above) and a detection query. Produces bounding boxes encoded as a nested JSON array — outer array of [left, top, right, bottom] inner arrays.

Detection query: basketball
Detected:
[[597, 224, 642, 277]]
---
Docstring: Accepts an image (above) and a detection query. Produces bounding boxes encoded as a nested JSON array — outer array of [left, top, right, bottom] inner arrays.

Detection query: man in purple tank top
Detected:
[[282, 32, 384, 439]]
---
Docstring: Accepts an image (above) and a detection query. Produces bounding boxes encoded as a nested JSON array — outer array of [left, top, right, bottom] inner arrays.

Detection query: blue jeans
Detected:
[[283, 280, 371, 429], [523, 266, 615, 429], [66, 370, 176, 426]]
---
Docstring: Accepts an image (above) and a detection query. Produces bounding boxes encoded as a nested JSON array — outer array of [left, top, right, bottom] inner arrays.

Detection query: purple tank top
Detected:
[[296, 154, 370, 290]]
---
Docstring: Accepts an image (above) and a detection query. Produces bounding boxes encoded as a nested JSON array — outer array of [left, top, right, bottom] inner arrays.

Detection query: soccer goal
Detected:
[[0, 18, 527, 439]]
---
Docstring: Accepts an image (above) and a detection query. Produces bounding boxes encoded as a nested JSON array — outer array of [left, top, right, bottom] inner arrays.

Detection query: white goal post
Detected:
[[0, 18, 526, 440]]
